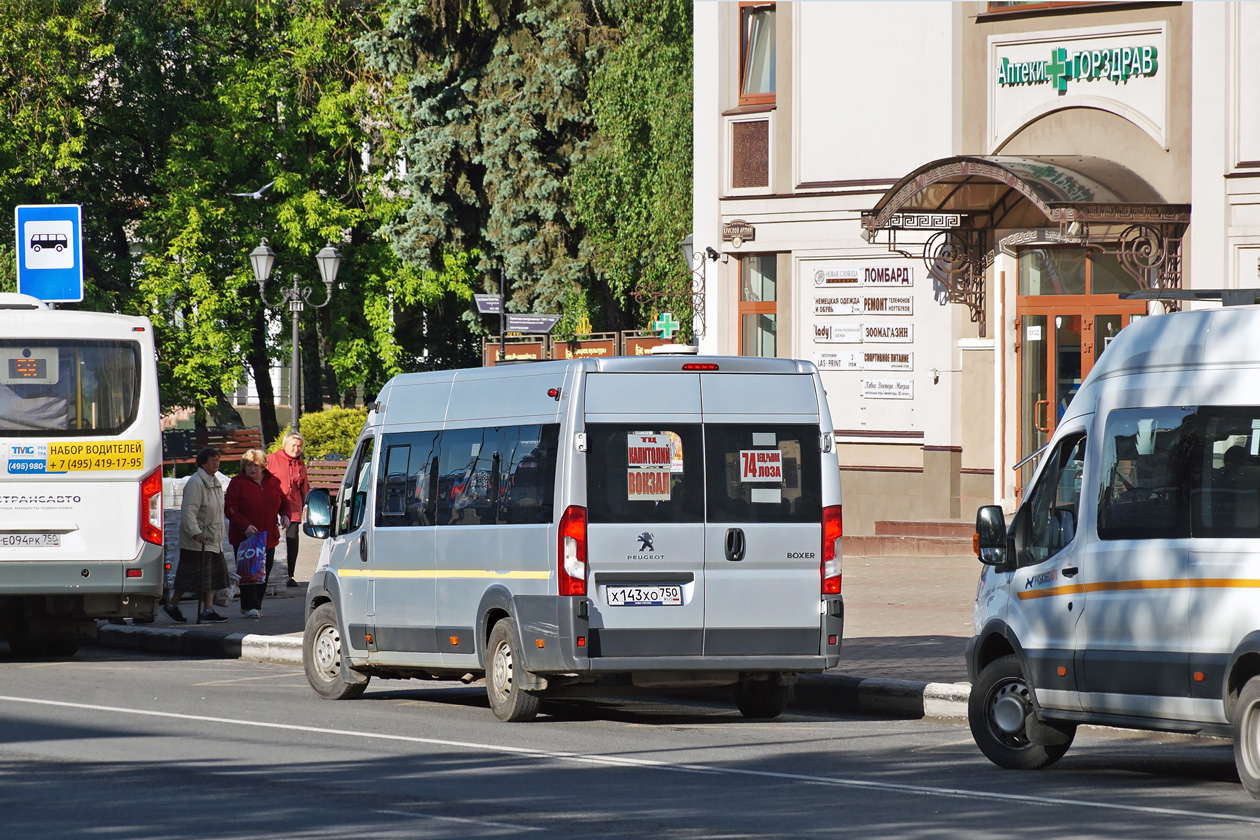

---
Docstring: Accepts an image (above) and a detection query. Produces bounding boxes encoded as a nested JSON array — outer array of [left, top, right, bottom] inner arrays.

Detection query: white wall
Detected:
[[794, 2, 955, 185]]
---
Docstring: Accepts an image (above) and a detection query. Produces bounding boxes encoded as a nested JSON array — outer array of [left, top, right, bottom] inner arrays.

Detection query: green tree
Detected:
[[359, 0, 607, 317], [572, 0, 694, 337]]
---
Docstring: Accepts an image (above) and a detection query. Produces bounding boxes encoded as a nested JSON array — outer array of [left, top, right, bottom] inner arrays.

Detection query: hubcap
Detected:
[[1242, 701, 1260, 779], [492, 640, 513, 698], [990, 680, 1030, 738], [314, 624, 340, 680]]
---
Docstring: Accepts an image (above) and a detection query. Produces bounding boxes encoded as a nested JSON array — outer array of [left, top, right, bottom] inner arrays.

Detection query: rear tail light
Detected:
[[140, 468, 163, 546], [558, 505, 587, 596], [822, 504, 842, 594]]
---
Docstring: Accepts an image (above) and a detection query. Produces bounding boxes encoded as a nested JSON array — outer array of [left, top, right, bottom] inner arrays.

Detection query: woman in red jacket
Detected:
[[267, 431, 310, 587], [224, 449, 287, 618]]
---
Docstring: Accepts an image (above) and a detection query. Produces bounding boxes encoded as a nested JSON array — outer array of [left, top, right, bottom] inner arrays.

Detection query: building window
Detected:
[[739, 3, 775, 106], [739, 254, 777, 357]]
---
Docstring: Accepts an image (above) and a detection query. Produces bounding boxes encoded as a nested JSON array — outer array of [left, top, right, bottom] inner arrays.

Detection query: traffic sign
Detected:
[[15, 204, 84, 302], [474, 294, 502, 314], [505, 314, 561, 333]]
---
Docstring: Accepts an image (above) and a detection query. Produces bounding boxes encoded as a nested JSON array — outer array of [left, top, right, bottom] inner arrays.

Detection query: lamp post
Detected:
[[250, 238, 342, 433]]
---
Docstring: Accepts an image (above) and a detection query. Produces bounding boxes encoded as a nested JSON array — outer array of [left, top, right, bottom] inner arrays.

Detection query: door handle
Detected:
[[1035, 399, 1052, 433], [725, 528, 746, 562], [1061, 566, 1078, 578], [359, 535, 368, 563]]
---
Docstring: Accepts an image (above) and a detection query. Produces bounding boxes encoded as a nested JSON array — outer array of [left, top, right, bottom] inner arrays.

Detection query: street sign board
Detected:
[[505, 314, 560, 333], [15, 204, 84, 302], [474, 294, 502, 314]]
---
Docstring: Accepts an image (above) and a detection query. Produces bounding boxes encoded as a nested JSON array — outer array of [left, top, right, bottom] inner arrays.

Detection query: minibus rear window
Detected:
[[705, 424, 822, 523], [0, 340, 140, 436], [585, 424, 704, 524]]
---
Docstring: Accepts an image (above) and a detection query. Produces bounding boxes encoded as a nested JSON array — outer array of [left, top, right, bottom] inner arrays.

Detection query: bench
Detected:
[[162, 427, 265, 470], [306, 454, 351, 496]]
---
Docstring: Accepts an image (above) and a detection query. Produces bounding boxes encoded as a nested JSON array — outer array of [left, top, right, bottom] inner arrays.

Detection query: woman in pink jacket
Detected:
[[267, 432, 310, 587], [224, 449, 286, 618]]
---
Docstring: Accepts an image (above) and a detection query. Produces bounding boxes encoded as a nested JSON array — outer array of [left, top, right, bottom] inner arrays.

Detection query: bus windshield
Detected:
[[0, 340, 141, 436]]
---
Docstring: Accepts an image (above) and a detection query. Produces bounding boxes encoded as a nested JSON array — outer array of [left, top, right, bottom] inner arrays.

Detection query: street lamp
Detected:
[[250, 238, 341, 433]]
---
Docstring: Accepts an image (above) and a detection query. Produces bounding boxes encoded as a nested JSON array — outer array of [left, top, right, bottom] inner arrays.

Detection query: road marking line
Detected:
[[375, 808, 543, 832], [0, 694, 1256, 825]]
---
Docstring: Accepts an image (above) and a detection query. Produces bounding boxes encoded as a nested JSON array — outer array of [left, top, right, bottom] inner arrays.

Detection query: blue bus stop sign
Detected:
[[15, 204, 84, 302]]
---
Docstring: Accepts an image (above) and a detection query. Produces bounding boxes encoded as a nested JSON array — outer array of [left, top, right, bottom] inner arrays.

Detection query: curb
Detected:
[[92, 627, 970, 719], [794, 674, 969, 719], [96, 625, 302, 665]]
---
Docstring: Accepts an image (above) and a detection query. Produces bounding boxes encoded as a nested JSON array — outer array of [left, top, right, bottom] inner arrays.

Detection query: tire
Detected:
[[303, 602, 368, 700], [969, 654, 1073, 770], [735, 675, 790, 719], [1233, 676, 1260, 798], [486, 618, 541, 722]]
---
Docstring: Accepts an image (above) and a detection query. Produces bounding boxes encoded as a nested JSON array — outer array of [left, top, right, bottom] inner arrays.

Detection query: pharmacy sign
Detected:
[[988, 25, 1168, 152]]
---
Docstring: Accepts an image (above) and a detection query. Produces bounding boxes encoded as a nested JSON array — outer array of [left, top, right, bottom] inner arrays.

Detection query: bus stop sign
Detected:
[[15, 204, 84, 302]]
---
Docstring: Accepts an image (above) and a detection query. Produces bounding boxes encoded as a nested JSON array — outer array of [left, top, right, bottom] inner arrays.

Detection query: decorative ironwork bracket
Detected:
[[1054, 218, 1187, 312], [633, 255, 710, 340], [869, 226, 990, 337]]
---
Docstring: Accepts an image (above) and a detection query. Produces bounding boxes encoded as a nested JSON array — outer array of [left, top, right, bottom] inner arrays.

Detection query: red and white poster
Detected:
[[627, 433, 672, 500], [740, 449, 783, 482]]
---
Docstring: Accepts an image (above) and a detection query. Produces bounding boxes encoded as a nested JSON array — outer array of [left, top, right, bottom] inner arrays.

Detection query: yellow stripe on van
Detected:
[[333, 569, 549, 581], [1017, 578, 1260, 600]]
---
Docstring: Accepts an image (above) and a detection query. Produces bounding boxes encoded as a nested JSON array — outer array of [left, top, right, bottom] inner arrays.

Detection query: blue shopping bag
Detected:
[[236, 531, 267, 583]]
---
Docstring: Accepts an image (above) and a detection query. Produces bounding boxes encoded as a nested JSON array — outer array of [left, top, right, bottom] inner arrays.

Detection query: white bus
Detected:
[[0, 293, 164, 655]]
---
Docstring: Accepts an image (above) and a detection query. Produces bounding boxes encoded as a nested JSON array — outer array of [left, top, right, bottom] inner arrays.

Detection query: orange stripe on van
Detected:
[[1017, 578, 1260, 600]]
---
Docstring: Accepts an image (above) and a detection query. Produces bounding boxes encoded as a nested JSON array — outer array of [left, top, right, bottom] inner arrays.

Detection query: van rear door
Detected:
[[700, 373, 824, 656], [583, 373, 706, 657]]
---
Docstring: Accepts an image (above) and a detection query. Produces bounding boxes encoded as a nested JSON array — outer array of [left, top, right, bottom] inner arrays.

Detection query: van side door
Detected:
[[370, 430, 439, 662], [327, 435, 376, 655], [1006, 427, 1088, 713]]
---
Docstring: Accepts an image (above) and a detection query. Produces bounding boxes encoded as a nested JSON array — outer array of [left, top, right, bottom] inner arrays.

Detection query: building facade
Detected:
[[693, 1, 1260, 533]]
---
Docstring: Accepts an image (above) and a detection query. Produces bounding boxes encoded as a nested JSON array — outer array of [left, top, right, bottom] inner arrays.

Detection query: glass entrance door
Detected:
[[1016, 303, 1144, 494], [1015, 247, 1149, 496]]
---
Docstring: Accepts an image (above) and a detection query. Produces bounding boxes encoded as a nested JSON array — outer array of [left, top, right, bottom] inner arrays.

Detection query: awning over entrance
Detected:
[[860, 155, 1191, 336], [861, 155, 1189, 232]]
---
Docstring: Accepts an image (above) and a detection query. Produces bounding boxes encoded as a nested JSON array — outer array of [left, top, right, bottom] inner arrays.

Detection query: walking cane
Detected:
[[196, 538, 207, 625]]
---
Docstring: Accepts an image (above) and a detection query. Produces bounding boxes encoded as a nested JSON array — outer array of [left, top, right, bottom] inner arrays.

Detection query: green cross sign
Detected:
[[652, 312, 681, 340], [1047, 47, 1070, 93]]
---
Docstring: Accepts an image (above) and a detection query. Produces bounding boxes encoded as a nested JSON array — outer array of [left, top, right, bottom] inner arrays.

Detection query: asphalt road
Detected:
[[2, 647, 1259, 838]]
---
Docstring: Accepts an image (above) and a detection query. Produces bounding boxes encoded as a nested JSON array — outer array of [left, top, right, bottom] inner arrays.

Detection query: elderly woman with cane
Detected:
[[165, 447, 229, 623]]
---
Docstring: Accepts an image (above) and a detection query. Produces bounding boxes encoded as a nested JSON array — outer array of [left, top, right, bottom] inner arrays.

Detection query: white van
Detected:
[[969, 304, 1260, 795], [301, 355, 844, 721], [0, 294, 164, 655]]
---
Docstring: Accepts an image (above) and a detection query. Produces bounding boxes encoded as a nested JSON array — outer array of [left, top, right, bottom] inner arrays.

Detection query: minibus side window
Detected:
[[1018, 434, 1085, 566], [336, 437, 375, 535], [1192, 409, 1260, 538], [436, 427, 500, 526], [375, 431, 440, 528], [704, 424, 822, 523], [1097, 407, 1194, 541], [500, 424, 559, 525], [585, 424, 703, 524]]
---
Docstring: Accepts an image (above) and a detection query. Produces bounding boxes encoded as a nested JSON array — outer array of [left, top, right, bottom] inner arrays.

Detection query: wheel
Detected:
[[735, 675, 790, 719], [969, 654, 1074, 770], [486, 618, 540, 722], [31, 244, 41, 253], [1234, 676, 1260, 798], [303, 602, 367, 700]]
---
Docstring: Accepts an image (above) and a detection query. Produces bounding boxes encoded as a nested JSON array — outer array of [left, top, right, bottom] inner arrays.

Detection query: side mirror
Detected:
[[975, 505, 1009, 568], [304, 488, 332, 539]]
